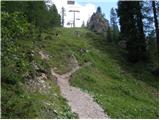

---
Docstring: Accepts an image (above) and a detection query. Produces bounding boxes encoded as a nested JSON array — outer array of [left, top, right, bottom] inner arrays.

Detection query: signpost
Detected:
[[67, 0, 80, 27], [67, 0, 75, 5], [69, 10, 80, 27]]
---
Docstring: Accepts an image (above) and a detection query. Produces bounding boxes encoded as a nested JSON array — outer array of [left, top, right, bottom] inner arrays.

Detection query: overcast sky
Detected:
[[51, 0, 117, 27]]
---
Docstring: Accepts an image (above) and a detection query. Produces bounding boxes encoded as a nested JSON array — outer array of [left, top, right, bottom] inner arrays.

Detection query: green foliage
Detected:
[[1, 11, 36, 118], [1, 11, 32, 84], [49, 4, 61, 27], [117, 1, 147, 62], [152, 1, 159, 51], [30, 27, 158, 118], [1, 3, 74, 118], [81, 21, 85, 28], [1, 1, 61, 30], [2, 83, 37, 118], [109, 8, 119, 42], [141, 1, 155, 37], [2, 12, 30, 40], [106, 26, 112, 42], [67, 28, 158, 118], [1, 0, 158, 118]]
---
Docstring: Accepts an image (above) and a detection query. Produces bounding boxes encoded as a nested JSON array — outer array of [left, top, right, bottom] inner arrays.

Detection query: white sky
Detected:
[[51, 0, 96, 27]]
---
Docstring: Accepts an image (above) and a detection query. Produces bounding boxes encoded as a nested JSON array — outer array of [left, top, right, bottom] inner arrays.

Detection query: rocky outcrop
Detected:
[[87, 12, 109, 33]]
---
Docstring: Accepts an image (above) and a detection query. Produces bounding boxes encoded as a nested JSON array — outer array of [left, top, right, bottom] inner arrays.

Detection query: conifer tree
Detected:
[[117, 1, 147, 62], [110, 8, 119, 42], [152, 1, 159, 51]]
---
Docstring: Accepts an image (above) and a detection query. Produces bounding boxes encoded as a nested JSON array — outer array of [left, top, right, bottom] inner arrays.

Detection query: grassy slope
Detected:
[[2, 30, 77, 118], [38, 27, 158, 119], [2, 27, 158, 118]]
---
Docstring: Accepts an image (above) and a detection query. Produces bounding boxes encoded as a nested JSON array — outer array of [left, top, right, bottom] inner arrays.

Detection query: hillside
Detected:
[[2, 27, 158, 118]]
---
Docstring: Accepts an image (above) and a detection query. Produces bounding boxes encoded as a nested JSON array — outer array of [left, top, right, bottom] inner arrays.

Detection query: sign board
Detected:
[[69, 10, 80, 12], [67, 0, 75, 5]]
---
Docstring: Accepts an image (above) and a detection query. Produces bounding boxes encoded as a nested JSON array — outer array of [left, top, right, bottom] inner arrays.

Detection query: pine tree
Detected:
[[49, 4, 61, 27], [106, 26, 112, 42], [117, 1, 147, 62], [61, 7, 65, 27], [110, 8, 119, 42], [141, 1, 154, 38], [152, 1, 159, 51], [2, 1, 61, 29], [97, 6, 102, 14], [81, 21, 85, 28]]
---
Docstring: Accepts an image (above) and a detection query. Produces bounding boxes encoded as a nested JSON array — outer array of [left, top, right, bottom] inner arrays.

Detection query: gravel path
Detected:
[[51, 55, 108, 119]]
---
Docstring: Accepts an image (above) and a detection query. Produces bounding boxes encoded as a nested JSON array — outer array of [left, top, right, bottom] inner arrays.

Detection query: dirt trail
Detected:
[[51, 55, 108, 119]]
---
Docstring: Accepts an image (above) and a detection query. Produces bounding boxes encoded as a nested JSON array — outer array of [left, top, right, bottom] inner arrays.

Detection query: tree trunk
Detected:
[[152, 1, 159, 52]]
